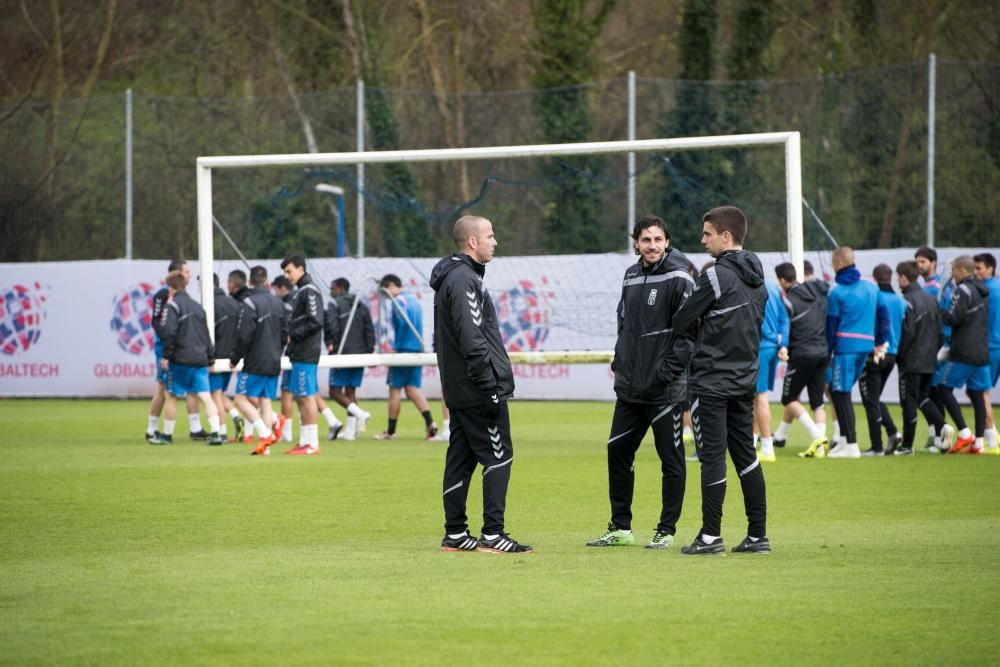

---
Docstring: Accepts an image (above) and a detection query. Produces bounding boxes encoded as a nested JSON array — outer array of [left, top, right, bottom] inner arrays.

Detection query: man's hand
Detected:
[[778, 346, 789, 362], [160, 358, 168, 370], [482, 388, 501, 420]]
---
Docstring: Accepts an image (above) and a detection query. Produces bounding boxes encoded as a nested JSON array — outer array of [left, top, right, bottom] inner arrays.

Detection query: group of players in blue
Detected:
[[755, 245, 1000, 459]]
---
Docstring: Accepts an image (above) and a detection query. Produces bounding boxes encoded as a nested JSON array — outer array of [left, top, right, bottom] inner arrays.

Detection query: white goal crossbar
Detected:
[[197, 133, 803, 372]]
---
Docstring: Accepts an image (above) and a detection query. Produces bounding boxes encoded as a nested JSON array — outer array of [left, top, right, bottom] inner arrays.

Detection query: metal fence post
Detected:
[[357, 79, 366, 258], [627, 71, 636, 251], [927, 53, 936, 247], [125, 88, 133, 259]]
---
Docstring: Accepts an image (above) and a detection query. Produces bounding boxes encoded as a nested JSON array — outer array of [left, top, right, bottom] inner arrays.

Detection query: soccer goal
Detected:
[[196, 133, 803, 374]]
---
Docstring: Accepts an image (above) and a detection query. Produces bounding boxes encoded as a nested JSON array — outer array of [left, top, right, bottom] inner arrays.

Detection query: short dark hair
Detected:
[[281, 255, 306, 270], [271, 275, 293, 291], [380, 274, 402, 289], [631, 215, 670, 242], [229, 270, 247, 291], [896, 260, 919, 283], [686, 260, 698, 279], [873, 263, 893, 284], [973, 253, 996, 272], [915, 246, 937, 263], [249, 266, 268, 286], [703, 206, 748, 245], [167, 259, 186, 272], [775, 262, 796, 283], [332, 277, 350, 292], [165, 270, 187, 290], [803, 260, 814, 277]]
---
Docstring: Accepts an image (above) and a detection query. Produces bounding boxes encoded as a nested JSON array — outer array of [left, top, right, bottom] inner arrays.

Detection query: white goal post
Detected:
[[196, 133, 803, 372]]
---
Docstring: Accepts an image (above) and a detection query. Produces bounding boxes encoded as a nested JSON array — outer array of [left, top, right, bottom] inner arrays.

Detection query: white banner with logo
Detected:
[[1, 249, 997, 403]]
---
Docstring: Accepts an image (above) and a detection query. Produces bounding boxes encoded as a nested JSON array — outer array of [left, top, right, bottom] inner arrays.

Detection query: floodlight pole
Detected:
[[627, 71, 636, 252], [196, 163, 215, 341], [927, 53, 936, 247], [316, 183, 346, 257]]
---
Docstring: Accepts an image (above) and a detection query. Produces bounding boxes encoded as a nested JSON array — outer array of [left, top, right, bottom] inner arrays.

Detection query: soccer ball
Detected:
[[0, 282, 47, 356], [110, 283, 158, 355]]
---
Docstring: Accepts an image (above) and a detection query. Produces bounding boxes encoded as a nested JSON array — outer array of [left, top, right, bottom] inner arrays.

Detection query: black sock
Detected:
[[388, 418, 397, 435], [422, 410, 433, 427], [968, 390, 986, 437], [939, 388, 967, 430]]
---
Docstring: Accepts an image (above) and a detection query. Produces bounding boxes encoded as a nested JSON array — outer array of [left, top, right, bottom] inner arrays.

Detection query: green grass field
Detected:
[[1, 399, 998, 666]]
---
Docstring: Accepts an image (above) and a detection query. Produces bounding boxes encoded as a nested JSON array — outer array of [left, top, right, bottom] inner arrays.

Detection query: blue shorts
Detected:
[[990, 351, 1000, 387], [281, 369, 291, 392], [209, 371, 232, 393], [387, 365, 422, 389], [939, 361, 992, 391], [169, 363, 210, 397], [154, 343, 169, 385], [830, 353, 866, 393], [236, 372, 279, 400], [757, 346, 779, 393], [330, 367, 364, 388], [824, 364, 833, 386], [288, 362, 319, 397]]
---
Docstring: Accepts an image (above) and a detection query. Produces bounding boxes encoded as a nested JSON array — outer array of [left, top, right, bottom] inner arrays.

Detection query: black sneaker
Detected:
[[441, 531, 480, 552], [232, 415, 245, 442], [680, 535, 725, 555], [893, 446, 914, 456], [774, 438, 786, 448], [207, 432, 224, 446], [477, 533, 533, 554], [328, 423, 342, 441], [731, 536, 771, 554], [145, 431, 159, 444], [149, 433, 173, 445], [860, 448, 884, 457], [189, 429, 210, 441]]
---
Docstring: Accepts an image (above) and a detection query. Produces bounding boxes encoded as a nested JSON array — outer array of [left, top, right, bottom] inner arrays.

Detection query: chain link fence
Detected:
[[2, 59, 998, 261]]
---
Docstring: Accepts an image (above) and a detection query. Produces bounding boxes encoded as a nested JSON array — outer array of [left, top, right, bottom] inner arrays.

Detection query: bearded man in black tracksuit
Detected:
[[673, 206, 770, 555], [585, 215, 693, 550], [430, 215, 531, 554]]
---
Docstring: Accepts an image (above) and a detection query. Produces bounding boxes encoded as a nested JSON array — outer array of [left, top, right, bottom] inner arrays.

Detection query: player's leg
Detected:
[[754, 391, 775, 461], [432, 404, 451, 442], [858, 357, 885, 453], [287, 363, 321, 454], [681, 395, 729, 554], [210, 388, 228, 438], [774, 361, 801, 448], [985, 356, 999, 453], [727, 395, 768, 552], [797, 358, 830, 456], [649, 402, 686, 547], [440, 408, 480, 550], [587, 401, 646, 546], [146, 382, 166, 443], [402, 366, 437, 439], [277, 370, 294, 442], [315, 393, 343, 441], [938, 362, 973, 452]]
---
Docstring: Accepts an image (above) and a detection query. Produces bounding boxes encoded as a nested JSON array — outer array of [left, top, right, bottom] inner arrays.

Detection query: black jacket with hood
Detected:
[[897, 282, 943, 374], [213, 287, 241, 360], [429, 253, 514, 409], [942, 276, 990, 366], [612, 247, 694, 404], [783, 278, 829, 360], [231, 285, 286, 376], [286, 273, 324, 364], [161, 289, 215, 367], [324, 292, 376, 355], [673, 249, 767, 399]]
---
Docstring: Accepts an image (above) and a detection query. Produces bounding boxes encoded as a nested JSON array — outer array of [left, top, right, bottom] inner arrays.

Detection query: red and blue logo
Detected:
[[110, 283, 158, 355], [0, 282, 47, 356], [495, 278, 554, 352]]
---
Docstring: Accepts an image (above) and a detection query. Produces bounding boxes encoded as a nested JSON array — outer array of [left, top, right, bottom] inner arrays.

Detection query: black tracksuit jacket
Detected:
[[784, 279, 829, 359], [231, 286, 286, 376], [942, 276, 990, 366], [897, 282, 943, 374], [612, 247, 694, 404], [429, 253, 514, 409], [324, 292, 376, 355], [673, 249, 767, 399], [213, 287, 241, 360], [286, 273, 324, 364], [161, 289, 215, 367]]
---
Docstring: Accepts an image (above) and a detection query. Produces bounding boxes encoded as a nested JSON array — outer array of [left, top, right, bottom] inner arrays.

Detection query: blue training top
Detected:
[[986, 276, 1000, 353], [391, 290, 424, 352], [876, 285, 907, 355], [827, 266, 879, 355], [761, 281, 790, 349]]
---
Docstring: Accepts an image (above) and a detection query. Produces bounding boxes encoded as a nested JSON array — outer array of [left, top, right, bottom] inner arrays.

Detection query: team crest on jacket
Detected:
[[647, 288, 658, 306], [495, 278, 555, 352]]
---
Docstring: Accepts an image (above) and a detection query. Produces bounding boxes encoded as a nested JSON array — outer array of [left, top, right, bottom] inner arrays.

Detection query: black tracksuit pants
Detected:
[[442, 401, 513, 536], [859, 355, 899, 450], [690, 393, 767, 539], [605, 400, 686, 535], [899, 371, 944, 447]]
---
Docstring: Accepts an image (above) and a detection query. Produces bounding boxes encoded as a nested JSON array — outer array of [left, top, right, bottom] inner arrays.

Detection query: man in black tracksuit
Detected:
[[212, 273, 243, 440], [281, 255, 326, 454], [673, 206, 769, 555], [585, 215, 693, 550], [893, 260, 945, 455], [430, 215, 530, 554], [324, 278, 375, 440]]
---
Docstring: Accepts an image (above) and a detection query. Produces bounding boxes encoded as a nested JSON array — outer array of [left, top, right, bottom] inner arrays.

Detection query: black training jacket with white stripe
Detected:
[[783, 278, 828, 360], [429, 253, 514, 410], [160, 289, 215, 367], [942, 276, 990, 367], [286, 273, 325, 364], [231, 285, 286, 376], [673, 249, 767, 399], [213, 287, 242, 360], [612, 247, 695, 405]]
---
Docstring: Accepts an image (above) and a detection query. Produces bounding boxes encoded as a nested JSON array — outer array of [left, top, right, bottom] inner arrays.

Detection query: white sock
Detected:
[[701, 534, 720, 544], [228, 408, 241, 420], [832, 421, 840, 442], [482, 533, 499, 540], [208, 415, 221, 434], [761, 436, 774, 455], [619, 528, 632, 535], [253, 420, 269, 437], [797, 413, 824, 439], [308, 424, 320, 446], [344, 416, 357, 437], [282, 419, 293, 441], [219, 424, 228, 436], [321, 407, 340, 428], [683, 425, 693, 439], [753, 433, 760, 449], [774, 421, 790, 440], [959, 427, 972, 439], [928, 424, 937, 439], [163, 419, 176, 436], [748, 536, 760, 542], [189, 414, 203, 432], [347, 402, 365, 418], [986, 428, 998, 447], [147, 415, 159, 435], [448, 532, 468, 539], [974, 437, 984, 450], [442, 419, 451, 434]]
